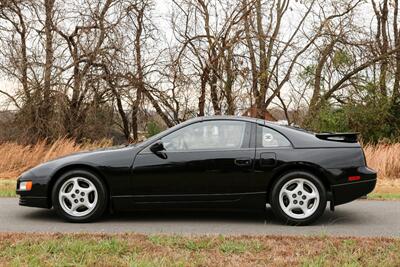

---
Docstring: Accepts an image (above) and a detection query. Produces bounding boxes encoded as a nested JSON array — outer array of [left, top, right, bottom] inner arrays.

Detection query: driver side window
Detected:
[[161, 121, 247, 151]]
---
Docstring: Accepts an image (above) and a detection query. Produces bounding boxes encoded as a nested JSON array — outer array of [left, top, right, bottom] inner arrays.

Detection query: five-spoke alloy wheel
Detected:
[[58, 177, 98, 217], [52, 170, 107, 222], [270, 171, 327, 225]]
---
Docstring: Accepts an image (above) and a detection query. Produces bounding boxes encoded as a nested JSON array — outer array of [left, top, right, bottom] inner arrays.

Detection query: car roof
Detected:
[[188, 116, 359, 148], [186, 115, 294, 132], [140, 115, 360, 149], [190, 115, 264, 124]]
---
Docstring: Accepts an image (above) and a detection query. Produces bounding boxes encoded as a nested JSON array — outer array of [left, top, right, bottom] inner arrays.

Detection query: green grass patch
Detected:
[[0, 234, 398, 266], [0, 179, 16, 197], [368, 192, 400, 200], [148, 235, 264, 254], [218, 238, 264, 254], [0, 236, 133, 266], [302, 238, 400, 267], [148, 234, 214, 251]]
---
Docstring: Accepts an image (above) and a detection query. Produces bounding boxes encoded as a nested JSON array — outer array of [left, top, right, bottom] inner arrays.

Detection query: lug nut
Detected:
[[293, 200, 298, 204], [298, 191, 302, 196], [74, 199, 78, 203], [71, 194, 75, 198], [292, 194, 297, 198], [81, 192, 85, 196], [302, 196, 306, 200], [80, 198, 84, 202], [75, 190, 79, 194], [300, 201, 304, 205]]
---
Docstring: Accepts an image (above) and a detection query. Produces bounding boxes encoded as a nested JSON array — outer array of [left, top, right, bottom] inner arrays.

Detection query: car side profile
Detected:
[[16, 116, 377, 225]]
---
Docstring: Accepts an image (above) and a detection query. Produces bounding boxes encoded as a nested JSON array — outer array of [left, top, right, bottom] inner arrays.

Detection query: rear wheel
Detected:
[[270, 171, 327, 225], [52, 170, 107, 222]]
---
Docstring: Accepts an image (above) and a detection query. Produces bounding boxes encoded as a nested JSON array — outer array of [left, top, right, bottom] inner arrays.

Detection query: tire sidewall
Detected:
[[270, 171, 327, 226], [52, 170, 107, 223]]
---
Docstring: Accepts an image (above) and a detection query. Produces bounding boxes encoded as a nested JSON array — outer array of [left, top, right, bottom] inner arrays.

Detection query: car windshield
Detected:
[[133, 123, 183, 147]]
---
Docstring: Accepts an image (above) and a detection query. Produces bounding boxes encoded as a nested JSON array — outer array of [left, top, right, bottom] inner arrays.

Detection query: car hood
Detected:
[[23, 144, 139, 179], [52, 144, 133, 160]]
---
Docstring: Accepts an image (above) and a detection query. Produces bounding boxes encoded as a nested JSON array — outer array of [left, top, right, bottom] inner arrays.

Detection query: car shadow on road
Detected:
[[20, 206, 363, 227], [20, 208, 60, 222]]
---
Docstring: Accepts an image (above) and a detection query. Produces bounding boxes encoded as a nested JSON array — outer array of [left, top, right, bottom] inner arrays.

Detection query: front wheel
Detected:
[[52, 170, 107, 222], [270, 171, 327, 225]]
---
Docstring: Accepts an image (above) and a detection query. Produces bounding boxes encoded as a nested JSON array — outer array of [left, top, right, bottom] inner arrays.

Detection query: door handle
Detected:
[[234, 158, 252, 167]]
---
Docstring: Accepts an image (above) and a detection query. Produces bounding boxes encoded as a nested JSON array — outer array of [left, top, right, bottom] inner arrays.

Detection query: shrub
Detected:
[[146, 120, 163, 138]]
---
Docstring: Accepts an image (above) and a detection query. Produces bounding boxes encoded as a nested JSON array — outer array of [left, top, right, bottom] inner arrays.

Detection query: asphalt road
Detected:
[[0, 198, 399, 237]]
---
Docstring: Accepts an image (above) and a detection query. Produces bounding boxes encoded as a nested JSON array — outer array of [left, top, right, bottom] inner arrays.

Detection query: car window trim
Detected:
[[139, 147, 255, 155]]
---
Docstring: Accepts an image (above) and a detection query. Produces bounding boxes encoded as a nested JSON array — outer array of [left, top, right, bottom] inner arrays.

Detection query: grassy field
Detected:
[[367, 179, 400, 200], [0, 179, 16, 197], [364, 143, 400, 180], [0, 233, 398, 266], [368, 192, 400, 200]]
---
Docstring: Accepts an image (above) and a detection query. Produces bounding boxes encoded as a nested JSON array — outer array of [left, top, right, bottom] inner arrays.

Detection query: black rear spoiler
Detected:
[[315, 132, 359, 143]]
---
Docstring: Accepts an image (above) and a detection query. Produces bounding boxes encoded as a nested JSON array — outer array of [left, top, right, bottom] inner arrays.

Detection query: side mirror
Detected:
[[150, 141, 167, 159]]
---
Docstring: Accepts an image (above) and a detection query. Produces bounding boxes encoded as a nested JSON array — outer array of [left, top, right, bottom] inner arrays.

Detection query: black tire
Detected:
[[269, 171, 327, 226], [52, 170, 108, 223]]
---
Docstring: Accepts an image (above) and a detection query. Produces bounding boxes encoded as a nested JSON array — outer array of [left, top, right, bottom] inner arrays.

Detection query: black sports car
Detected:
[[16, 116, 377, 225]]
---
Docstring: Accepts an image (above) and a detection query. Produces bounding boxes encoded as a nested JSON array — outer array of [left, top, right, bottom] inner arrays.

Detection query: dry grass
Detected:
[[375, 179, 400, 193], [364, 143, 400, 180], [367, 179, 400, 199], [0, 233, 398, 266], [0, 179, 16, 197], [0, 138, 112, 179]]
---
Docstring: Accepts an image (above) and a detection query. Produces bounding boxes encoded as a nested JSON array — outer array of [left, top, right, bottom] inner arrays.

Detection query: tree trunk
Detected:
[[224, 47, 235, 115], [43, 0, 55, 137], [255, 0, 267, 118], [209, 69, 221, 115], [131, 8, 145, 142], [243, 0, 258, 111], [392, 0, 400, 102], [379, 0, 389, 96], [198, 67, 209, 116]]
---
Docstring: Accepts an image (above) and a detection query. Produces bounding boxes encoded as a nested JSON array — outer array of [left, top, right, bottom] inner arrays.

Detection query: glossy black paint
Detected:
[[16, 116, 377, 212]]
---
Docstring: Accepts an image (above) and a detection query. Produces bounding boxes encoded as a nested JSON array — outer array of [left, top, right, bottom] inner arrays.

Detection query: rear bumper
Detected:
[[331, 166, 377, 206], [19, 196, 50, 209]]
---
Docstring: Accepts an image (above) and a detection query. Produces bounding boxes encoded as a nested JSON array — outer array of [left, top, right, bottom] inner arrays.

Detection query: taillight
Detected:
[[348, 176, 361, 181]]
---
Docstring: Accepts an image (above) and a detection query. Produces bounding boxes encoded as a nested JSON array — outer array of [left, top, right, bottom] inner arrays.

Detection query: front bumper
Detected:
[[19, 196, 50, 208], [16, 174, 51, 209], [331, 166, 377, 206]]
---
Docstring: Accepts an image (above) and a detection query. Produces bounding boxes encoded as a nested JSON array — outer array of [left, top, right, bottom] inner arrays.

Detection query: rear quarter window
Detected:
[[257, 125, 291, 148]]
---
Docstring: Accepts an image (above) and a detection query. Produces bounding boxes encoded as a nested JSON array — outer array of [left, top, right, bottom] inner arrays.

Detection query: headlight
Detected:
[[19, 181, 32, 191]]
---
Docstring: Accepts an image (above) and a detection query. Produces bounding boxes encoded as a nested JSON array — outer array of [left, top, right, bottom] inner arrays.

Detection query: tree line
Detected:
[[0, 0, 399, 143]]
